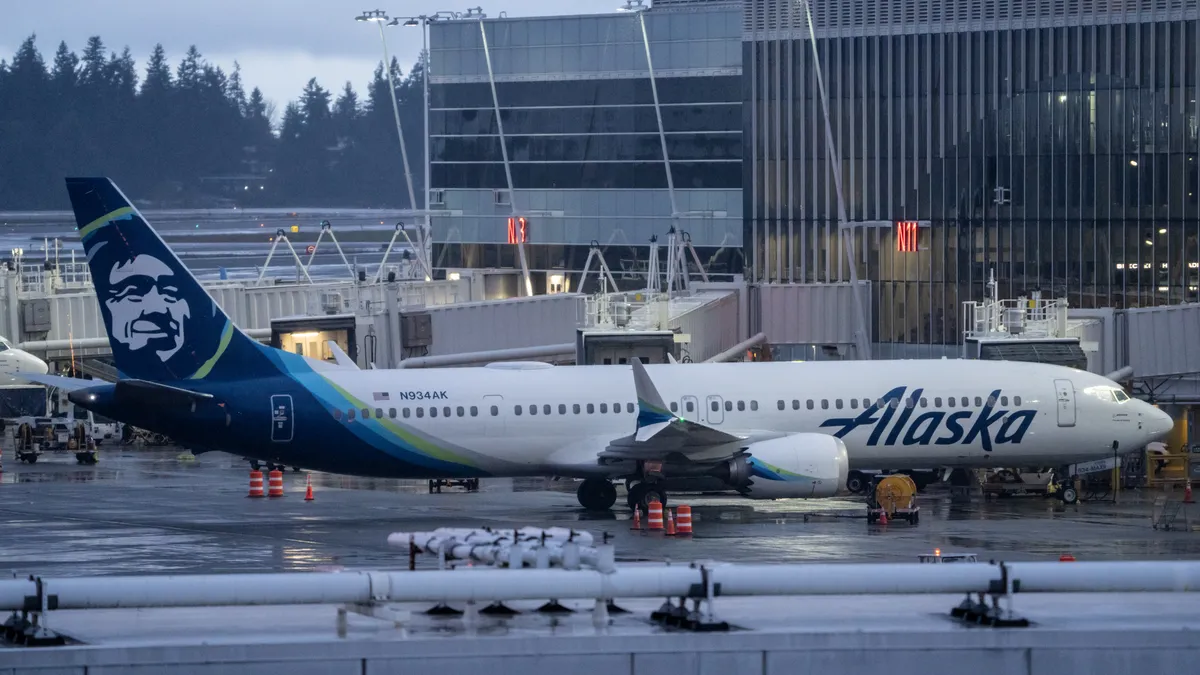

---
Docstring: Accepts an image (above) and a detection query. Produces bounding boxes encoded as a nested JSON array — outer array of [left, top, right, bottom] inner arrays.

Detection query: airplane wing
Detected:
[[599, 359, 748, 461], [327, 341, 360, 369]]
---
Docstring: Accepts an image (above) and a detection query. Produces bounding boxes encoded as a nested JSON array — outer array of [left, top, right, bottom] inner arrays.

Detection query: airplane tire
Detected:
[[627, 482, 667, 511], [577, 478, 617, 511], [846, 471, 868, 494], [1060, 485, 1078, 505]]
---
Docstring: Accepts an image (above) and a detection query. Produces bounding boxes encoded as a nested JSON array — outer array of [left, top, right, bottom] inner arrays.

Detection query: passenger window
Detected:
[[777, 400, 785, 411], [862, 399, 870, 408], [559, 404, 567, 414], [890, 399, 900, 409], [416, 408, 424, 418], [711, 401, 719, 412], [457, 406, 465, 417], [389, 408, 397, 418], [600, 403, 608, 413], [573, 403, 581, 414], [821, 400, 828, 410], [403, 408, 411, 418], [1014, 396, 1022, 406], [724, 401, 732, 412], [792, 400, 800, 410], [348, 409, 356, 420], [530, 405, 537, 415], [850, 399, 858, 409], [670, 402, 678, 413], [490, 406, 498, 416], [543, 404, 551, 415], [443, 407, 450, 417], [737, 401, 745, 412], [613, 403, 621, 413], [961, 397, 969, 407], [588, 403, 595, 413], [934, 397, 942, 407], [333, 409, 342, 421], [751, 401, 759, 411], [514, 405, 522, 415], [430, 407, 438, 418], [835, 399, 843, 409], [686, 401, 694, 413], [1000, 397, 1008, 406], [986, 396, 995, 407], [627, 403, 635, 413], [919, 398, 927, 408], [948, 397, 955, 408], [470, 406, 478, 416], [974, 397, 983, 407], [361, 408, 370, 419], [806, 400, 814, 410]]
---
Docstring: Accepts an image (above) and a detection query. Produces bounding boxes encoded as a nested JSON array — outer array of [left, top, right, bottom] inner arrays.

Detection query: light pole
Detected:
[[355, 9, 431, 280], [388, 11, 459, 278]]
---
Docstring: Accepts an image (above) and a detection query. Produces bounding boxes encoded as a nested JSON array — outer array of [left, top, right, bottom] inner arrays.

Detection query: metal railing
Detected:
[[962, 296, 1069, 340]]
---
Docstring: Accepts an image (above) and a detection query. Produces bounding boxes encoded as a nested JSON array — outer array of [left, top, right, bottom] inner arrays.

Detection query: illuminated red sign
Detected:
[[507, 216, 528, 244], [896, 220, 919, 252]]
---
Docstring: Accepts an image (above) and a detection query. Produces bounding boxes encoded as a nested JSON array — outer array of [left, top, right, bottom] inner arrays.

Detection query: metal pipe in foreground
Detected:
[[3, 561, 1200, 613]]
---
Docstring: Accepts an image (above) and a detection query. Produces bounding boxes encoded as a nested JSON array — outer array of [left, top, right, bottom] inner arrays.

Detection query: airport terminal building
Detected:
[[428, 0, 1200, 358]]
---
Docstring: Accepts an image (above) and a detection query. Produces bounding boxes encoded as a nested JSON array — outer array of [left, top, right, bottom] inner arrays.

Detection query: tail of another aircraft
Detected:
[[65, 177, 276, 382]]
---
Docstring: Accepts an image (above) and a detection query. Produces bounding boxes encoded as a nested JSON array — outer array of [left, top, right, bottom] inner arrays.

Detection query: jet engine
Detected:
[[715, 434, 849, 499]]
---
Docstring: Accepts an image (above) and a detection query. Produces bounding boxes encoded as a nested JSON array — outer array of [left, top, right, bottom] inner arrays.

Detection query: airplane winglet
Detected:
[[631, 359, 675, 433], [328, 340, 360, 369]]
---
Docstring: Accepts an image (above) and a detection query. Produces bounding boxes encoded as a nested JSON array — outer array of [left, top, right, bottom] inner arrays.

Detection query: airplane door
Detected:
[[681, 395, 699, 420], [270, 395, 293, 442], [1053, 379, 1076, 427], [705, 395, 724, 424], [483, 395, 505, 435]]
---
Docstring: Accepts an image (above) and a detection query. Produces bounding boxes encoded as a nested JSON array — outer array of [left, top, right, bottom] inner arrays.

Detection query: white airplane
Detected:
[[0, 335, 50, 387], [12, 177, 1176, 513]]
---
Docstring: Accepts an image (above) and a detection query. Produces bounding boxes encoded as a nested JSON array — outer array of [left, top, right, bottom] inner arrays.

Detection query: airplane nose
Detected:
[[1147, 406, 1174, 439]]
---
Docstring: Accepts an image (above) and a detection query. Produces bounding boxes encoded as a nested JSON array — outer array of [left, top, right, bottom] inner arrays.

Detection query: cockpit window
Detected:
[[1112, 389, 1129, 403], [0, 343, 8, 352]]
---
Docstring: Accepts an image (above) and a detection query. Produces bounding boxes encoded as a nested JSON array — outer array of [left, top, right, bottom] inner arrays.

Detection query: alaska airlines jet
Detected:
[[14, 178, 1174, 512]]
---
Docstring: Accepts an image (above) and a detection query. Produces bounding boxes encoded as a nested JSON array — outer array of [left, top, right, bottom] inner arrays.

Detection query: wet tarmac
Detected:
[[2, 448, 1200, 577]]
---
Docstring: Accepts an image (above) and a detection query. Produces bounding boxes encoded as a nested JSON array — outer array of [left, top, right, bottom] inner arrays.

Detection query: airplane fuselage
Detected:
[[74, 359, 1165, 478]]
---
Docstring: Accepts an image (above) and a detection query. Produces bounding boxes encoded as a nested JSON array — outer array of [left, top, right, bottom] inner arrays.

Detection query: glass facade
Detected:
[[745, 0, 1200, 356], [428, 4, 744, 281]]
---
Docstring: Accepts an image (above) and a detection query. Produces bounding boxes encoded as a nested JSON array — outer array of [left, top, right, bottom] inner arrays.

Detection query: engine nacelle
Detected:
[[721, 434, 849, 499]]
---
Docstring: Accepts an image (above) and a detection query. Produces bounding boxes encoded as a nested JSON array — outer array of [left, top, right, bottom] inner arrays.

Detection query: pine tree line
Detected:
[[0, 34, 425, 209]]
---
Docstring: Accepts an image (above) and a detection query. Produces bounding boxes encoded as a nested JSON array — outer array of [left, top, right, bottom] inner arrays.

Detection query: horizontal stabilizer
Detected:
[[4, 372, 97, 392], [110, 379, 213, 409]]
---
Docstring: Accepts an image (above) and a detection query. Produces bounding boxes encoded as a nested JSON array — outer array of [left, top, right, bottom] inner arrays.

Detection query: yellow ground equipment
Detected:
[[867, 474, 921, 525]]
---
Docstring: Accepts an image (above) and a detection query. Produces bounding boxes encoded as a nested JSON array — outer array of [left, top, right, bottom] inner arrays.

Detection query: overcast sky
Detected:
[[2, 0, 622, 122]]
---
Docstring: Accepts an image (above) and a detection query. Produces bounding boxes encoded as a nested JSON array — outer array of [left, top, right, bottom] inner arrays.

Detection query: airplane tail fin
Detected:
[[65, 177, 275, 382]]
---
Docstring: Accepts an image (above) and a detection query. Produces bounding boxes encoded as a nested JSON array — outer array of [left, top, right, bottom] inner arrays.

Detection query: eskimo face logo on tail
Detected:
[[83, 215, 227, 380], [818, 386, 1036, 451]]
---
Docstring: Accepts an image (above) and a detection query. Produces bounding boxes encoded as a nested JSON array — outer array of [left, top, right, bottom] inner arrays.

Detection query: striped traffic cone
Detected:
[[304, 474, 314, 501], [247, 470, 264, 498]]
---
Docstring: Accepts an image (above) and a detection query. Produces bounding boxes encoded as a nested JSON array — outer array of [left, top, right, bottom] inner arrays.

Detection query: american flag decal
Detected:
[[373, 392, 390, 401]]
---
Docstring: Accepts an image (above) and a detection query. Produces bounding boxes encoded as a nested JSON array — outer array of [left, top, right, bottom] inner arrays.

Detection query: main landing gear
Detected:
[[577, 478, 617, 511], [575, 478, 667, 512]]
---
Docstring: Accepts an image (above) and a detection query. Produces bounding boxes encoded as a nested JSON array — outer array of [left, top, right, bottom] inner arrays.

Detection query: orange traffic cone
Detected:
[[304, 474, 314, 501], [665, 509, 676, 536], [675, 505, 692, 536], [878, 509, 888, 525], [1059, 553, 1076, 562], [631, 506, 641, 530], [267, 470, 284, 498], [247, 470, 264, 498], [1185, 480, 1195, 505]]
